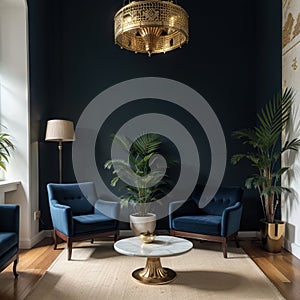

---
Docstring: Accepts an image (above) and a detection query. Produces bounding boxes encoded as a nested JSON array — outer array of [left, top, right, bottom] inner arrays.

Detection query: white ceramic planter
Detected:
[[130, 213, 156, 236]]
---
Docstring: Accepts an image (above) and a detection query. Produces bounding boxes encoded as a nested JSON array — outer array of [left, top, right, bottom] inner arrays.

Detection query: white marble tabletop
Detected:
[[114, 235, 193, 258]]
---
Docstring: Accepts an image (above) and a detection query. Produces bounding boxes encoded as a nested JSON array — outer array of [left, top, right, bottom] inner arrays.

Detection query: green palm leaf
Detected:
[[132, 133, 161, 155], [255, 88, 294, 149], [282, 138, 300, 152], [231, 87, 300, 223], [104, 132, 175, 216], [0, 130, 14, 171]]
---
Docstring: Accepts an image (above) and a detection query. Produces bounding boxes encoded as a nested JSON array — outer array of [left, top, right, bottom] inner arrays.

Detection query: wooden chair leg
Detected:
[[114, 233, 118, 242], [13, 257, 19, 278], [234, 233, 240, 248], [222, 238, 228, 258], [67, 238, 72, 260], [53, 229, 58, 250]]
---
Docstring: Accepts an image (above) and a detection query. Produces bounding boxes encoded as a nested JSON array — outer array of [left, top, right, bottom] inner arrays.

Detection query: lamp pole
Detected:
[[58, 140, 63, 184]]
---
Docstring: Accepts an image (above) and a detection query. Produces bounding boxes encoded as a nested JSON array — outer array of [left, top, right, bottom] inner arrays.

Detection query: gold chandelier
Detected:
[[114, 0, 189, 57]]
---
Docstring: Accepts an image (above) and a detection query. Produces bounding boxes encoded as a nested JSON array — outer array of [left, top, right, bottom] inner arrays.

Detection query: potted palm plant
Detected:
[[231, 88, 300, 252], [104, 133, 171, 235], [0, 125, 14, 177]]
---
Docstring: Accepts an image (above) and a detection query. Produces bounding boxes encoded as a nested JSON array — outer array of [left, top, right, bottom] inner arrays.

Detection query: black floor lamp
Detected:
[[45, 119, 75, 183]]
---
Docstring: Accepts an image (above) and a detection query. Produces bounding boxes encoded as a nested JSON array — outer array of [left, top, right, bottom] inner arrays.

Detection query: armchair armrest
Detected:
[[169, 199, 199, 229], [49, 201, 73, 236], [221, 202, 243, 237], [94, 199, 120, 220], [0, 204, 19, 234]]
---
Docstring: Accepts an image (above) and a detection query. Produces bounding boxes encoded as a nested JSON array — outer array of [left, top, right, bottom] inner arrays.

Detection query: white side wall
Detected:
[[0, 0, 41, 248], [282, 0, 300, 259]]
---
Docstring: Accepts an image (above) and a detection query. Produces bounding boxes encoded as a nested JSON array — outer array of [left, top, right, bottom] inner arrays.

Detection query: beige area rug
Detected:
[[26, 240, 284, 300]]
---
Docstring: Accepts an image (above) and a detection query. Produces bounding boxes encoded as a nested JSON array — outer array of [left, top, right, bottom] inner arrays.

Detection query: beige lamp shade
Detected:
[[45, 119, 75, 142]]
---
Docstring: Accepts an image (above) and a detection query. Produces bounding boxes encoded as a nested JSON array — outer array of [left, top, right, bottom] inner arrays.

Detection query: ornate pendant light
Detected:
[[114, 0, 189, 57]]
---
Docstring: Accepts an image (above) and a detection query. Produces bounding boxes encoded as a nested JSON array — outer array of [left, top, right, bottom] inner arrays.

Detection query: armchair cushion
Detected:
[[47, 182, 95, 215], [221, 202, 243, 236], [0, 233, 18, 257], [94, 199, 120, 220], [49, 202, 73, 236], [0, 204, 20, 233], [0, 204, 19, 276], [172, 215, 222, 236], [73, 214, 117, 234], [196, 186, 243, 216], [0, 246, 18, 269]]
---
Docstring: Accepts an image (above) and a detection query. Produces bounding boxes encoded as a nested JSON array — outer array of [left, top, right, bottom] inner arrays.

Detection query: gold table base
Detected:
[[132, 257, 176, 285]]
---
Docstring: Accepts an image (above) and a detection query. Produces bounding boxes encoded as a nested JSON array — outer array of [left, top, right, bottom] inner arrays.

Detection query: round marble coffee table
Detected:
[[114, 235, 193, 285]]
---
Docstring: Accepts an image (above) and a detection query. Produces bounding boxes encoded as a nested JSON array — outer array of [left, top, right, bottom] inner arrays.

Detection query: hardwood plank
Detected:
[[0, 238, 63, 300], [241, 240, 300, 300], [255, 257, 291, 283]]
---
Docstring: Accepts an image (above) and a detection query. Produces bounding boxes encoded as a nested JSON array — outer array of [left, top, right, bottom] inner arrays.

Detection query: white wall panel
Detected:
[[0, 0, 40, 248], [282, 0, 300, 259]]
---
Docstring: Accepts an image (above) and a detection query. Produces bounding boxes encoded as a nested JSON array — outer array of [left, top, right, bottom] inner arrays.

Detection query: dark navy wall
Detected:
[[256, 0, 282, 105], [27, 0, 282, 230], [28, 0, 53, 142]]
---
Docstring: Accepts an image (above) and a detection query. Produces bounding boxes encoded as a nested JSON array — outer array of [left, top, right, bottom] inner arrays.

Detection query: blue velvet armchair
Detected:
[[47, 182, 119, 260], [0, 204, 19, 277], [169, 186, 243, 258]]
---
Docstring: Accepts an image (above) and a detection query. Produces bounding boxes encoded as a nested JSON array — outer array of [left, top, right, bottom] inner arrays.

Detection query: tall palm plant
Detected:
[[231, 88, 300, 223], [104, 133, 171, 216], [0, 126, 14, 171]]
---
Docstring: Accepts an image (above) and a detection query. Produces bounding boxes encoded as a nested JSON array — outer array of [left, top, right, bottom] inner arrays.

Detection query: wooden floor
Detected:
[[0, 238, 63, 300], [241, 240, 300, 300], [0, 238, 300, 299]]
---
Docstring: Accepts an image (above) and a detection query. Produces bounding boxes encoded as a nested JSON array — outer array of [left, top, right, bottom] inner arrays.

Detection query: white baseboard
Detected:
[[119, 229, 169, 236], [284, 238, 300, 259], [119, 230, 134, 236], [238, 231, 260, 239], [44, 229, 53, 237], [19, 231, 46, 249]]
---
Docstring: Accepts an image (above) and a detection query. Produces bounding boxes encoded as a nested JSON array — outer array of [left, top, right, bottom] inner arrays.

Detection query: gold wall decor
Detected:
[[283, 13, 294, 48], [293, 13, 300, 38], [283, 0, 291, 20], [283, 80, 287, 90], [292, 57, 298, 70], [114, 0, 189, 57]]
